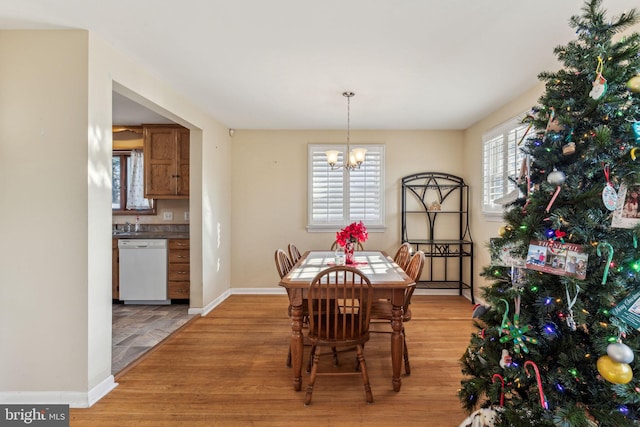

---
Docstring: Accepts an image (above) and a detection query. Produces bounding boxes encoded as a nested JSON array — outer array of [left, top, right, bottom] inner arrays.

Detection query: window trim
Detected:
[[307, 143, 385, 232], [482, 114, 530, 221]]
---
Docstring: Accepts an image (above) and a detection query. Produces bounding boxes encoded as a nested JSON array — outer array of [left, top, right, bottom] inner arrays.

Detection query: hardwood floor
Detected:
[[72, 295, 475, 427]]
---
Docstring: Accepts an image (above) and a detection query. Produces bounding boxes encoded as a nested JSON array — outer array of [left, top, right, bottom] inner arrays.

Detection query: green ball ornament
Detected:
[[628, 75, 640, 93], [597, 355, 633, 384], [607, 342, 634, 364]]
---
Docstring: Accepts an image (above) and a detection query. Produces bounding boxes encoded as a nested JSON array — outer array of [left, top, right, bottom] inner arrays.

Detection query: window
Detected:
[[112, 150, 155, 215], [308, 144, 385, 230], [482, 114, 530, 219]]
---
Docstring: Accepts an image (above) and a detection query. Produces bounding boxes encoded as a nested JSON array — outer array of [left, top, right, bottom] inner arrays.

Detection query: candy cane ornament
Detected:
[[596, 242, 614, 284], [524, 360, 548, 410]]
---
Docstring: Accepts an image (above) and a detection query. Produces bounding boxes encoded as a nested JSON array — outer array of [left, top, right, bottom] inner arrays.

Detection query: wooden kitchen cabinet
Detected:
[[143, 125, 190, 199], [112, 238, 119, 299], [168, 239, 190, 299]]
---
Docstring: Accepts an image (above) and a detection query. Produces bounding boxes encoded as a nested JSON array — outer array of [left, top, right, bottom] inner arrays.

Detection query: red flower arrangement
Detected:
[[336, 221, 368, 247]]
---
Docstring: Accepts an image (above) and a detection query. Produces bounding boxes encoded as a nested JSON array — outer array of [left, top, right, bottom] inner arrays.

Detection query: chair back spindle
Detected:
[[288, 243, 302, 264], [275, 249, 294, 279], [393, 242, 412, 270]]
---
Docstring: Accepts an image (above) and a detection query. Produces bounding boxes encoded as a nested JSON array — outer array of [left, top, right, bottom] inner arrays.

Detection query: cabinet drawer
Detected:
[[169, 249, 190, 263], [169, 239, 190, 250], [168, 281, 190, 298], [169, 263, 190, 281]]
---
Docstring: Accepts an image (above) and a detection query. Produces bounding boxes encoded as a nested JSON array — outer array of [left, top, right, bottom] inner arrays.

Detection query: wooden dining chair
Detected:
[[393, 242, 412, 270], [287, 243, 302, 264], [330, 240, 364, 251], [275, 249, 294, 279], [305, 266, 374, 405], [369, 250, 425, 375]]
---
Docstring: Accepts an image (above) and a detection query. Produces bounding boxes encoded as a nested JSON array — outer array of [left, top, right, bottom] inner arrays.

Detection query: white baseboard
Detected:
[[414, 288, 473, 302], [86, 375, 118, 408], [186, 288, 285, 317], [0, 375, 118, 409], [231, 287, 286, 295], [198, 289, 232, 316]]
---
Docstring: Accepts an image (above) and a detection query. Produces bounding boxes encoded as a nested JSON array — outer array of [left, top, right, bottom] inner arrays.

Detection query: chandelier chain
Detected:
[[325, 91, 365, 171], [344, 91, 352, 150]]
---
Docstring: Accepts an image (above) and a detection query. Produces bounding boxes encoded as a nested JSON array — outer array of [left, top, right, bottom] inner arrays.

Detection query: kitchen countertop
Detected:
[[112, 231, 189, 239]]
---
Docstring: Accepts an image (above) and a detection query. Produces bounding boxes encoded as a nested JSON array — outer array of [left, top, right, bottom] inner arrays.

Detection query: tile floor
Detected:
[[112, 303, 196, 375]]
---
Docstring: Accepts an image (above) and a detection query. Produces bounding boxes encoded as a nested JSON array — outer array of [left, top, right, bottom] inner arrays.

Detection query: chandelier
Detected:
[[325, 91, 367, 170]]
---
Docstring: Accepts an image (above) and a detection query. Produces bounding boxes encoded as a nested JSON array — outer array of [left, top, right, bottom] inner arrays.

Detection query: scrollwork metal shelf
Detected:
[[401, 172, 474, 302]]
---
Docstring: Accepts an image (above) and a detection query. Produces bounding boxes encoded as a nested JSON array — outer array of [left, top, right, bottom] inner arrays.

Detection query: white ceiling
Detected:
[[1, 1, 638, 129]]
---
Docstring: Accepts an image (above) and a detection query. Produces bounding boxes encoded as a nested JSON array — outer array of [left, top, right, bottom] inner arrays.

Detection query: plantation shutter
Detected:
[[308, 144, 385, 229], [310, 148, 345, 224], [483, 133, 505, 211], [482, 115, 529, 215], [349, 147, 382, 223]]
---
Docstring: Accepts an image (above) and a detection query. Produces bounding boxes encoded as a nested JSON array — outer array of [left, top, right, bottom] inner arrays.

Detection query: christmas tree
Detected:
[[459, 1, 640, 426]]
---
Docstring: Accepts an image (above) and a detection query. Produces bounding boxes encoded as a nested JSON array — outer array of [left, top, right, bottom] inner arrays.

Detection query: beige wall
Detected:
[[230, 129, 465, 288], [463, 83, 544, 303], [0, 30, 91, 398], [0, 30, 232, 407]]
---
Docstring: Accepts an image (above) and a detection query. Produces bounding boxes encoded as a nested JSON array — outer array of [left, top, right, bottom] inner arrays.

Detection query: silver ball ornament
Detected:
[[607, 342, 635, 364], [547, 168, 566, 186]]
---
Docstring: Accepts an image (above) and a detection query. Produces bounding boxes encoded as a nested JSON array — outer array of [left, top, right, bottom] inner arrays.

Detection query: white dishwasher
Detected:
[[118, 239, 169, 304]]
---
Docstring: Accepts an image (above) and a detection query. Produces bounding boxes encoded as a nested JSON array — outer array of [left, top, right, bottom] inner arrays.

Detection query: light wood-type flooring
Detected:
[[72, 294, 476, 427]]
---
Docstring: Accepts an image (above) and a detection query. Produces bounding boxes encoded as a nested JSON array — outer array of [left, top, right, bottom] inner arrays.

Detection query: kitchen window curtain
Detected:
[[126, 150, 151, 210]]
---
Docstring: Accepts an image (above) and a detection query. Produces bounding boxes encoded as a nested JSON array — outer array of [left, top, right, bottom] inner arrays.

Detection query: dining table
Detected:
[[279, 250, 415, 392]]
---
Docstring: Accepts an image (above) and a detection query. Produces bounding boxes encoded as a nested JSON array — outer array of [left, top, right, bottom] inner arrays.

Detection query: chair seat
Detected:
[[370, 300, 412, 323]]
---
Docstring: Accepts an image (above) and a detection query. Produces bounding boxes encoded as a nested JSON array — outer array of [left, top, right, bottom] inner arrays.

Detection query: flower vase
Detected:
[[344, 241, 355, 264]]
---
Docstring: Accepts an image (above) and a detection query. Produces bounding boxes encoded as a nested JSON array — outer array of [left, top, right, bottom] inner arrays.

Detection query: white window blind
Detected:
[[308, 144, 385, 230], [482, 115, 529, 217]]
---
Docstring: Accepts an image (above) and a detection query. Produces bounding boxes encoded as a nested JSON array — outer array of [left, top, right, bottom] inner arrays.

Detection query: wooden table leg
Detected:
[[290, 303, 304, 391], [390, 303, 404, 392]]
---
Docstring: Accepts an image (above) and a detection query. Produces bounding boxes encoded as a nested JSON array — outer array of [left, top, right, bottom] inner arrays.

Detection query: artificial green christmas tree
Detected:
[[459, 1, 640, 425]]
